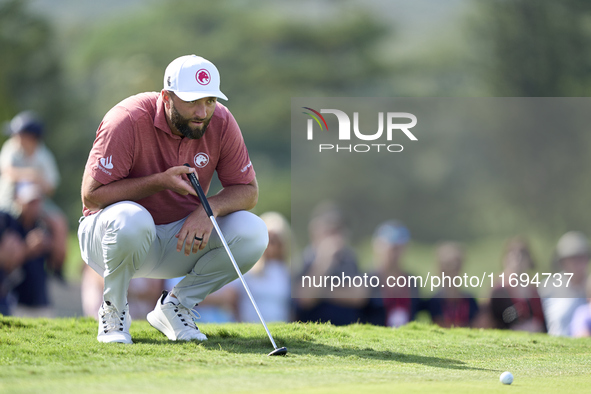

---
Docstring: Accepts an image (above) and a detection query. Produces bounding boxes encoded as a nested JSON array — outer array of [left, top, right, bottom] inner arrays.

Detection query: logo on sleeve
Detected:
[[100, 156, 113, 169], [97, 156, 113, 176], [194, 152, 210, 168], [241, 161, 252, 173]]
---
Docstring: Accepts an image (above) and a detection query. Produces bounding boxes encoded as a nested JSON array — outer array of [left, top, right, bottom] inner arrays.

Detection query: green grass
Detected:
[[1, 318, 590, 393]]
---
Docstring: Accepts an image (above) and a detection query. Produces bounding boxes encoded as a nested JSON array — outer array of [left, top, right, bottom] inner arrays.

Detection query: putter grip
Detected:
[[183, 163, 214, 217]]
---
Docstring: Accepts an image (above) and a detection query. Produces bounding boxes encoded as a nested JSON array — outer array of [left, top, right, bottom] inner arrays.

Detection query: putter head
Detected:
[[268, 347, 288, 356]]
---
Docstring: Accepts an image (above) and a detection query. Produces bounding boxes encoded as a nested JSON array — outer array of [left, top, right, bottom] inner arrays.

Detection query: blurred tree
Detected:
[[475, 0, 591, 96], [0, 0, 73, 228], [469, 0, 591, 237], [0, 0, 63, 136]]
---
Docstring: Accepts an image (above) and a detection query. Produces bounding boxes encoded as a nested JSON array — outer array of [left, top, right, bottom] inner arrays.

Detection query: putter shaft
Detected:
[[183, 164, 282, 352], [208, 217, 279, 350]]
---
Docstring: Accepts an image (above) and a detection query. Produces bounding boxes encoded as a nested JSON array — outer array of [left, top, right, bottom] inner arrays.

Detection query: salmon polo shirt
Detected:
[[83, 92, 255, 225]]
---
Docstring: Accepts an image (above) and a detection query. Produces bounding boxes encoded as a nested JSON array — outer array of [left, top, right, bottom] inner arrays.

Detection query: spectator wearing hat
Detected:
[[371, 220, 421, 327], [541, 231, 590, 336], [427, 242, 479, 328], [0, 111, 68, 277]]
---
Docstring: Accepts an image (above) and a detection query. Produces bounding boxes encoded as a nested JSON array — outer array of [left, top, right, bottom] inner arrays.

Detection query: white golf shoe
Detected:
[[97, 301, 132, 344], [147, 291, 208, 341]]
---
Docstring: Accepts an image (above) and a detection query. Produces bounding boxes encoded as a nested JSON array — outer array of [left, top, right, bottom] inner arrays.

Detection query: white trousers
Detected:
[[78, 201, 268, 312]]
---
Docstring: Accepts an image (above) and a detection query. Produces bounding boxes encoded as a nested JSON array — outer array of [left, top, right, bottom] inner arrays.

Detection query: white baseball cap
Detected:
[[163, 55, 228, 101], [556, 231, 590, 260]]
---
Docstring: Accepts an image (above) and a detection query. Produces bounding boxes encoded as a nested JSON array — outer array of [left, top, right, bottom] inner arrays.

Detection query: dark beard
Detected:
[[171, 105, 211, 140]]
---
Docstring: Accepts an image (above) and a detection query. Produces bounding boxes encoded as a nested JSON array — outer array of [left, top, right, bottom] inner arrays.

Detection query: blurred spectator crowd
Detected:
[[1, 113, 590, 340], [286, 202, 591, 338], [0, 111, 68, 317]]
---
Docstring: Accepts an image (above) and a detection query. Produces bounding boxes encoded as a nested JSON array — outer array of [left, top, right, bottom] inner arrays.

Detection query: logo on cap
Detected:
[[196, 69, 211, 85], [194, 152, 210, 168]]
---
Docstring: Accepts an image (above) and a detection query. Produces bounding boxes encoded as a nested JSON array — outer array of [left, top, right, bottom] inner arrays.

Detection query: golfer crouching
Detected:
[[78, 55, 268, 344]]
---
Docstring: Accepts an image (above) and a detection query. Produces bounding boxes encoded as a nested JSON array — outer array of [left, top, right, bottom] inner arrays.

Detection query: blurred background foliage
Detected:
[[2, 0, 591, 271]]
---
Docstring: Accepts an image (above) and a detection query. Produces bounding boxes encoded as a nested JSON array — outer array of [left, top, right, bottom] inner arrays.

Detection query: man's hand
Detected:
[[173, 177, 260, 256], [158, 166, 199, 196], [175, 207, 214, 255]]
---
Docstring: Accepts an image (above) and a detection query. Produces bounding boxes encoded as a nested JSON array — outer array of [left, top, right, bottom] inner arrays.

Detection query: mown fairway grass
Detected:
[[1, 317, 590, 393]]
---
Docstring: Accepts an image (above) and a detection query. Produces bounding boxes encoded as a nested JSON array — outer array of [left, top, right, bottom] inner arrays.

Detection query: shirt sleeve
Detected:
[[216, 110, 256, 187], [86, 106, 135, 185]]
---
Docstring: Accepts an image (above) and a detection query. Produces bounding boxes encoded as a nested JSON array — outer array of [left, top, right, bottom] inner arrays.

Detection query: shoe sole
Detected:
[[97, 330, 133, 344], [97, 336, 133, 344]]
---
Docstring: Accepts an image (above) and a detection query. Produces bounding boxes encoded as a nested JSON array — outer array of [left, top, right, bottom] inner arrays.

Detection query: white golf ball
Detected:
[[500, 371, 513, 385]]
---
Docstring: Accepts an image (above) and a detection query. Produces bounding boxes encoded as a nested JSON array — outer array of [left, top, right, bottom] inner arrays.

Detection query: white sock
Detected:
[[164, 292, 180, 305]]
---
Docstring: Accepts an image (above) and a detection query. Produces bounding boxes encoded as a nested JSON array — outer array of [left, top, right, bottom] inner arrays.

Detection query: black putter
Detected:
[[184, 164, 288, 356]]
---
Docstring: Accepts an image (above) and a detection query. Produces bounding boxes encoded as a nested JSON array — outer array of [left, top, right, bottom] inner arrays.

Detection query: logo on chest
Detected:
[[194, 152, 210, 168]]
